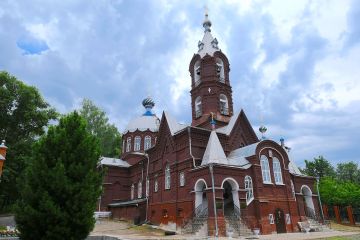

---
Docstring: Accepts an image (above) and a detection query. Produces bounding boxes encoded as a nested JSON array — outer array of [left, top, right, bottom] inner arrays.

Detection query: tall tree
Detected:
[[79, 99, 121, 157], [336, 161, 359, 184], [0, 71, 57, 211], [15, 112, 102, 240], [302, 156, 336, 178]]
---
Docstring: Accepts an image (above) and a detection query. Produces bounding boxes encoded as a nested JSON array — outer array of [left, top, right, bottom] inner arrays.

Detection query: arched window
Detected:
[[146, 179, 149, 197], [273, 157, 283, 184], [144, 136, 151, 150], [194, 60, 201, 86], [165, 164, 171, 190], [154, 178, 158, 192], [245, 176, 254, 205], [260, 155, 272, 183], [179, 172, 185, 187], [138, 180, 142, 198], [291, 180, 296, 199], [195, 96, 202, 118], [216, 58, 225, 83], [122, 140, 125, 154], [126, 137, 132, 152], [219, 94, 229, 115], [131, 183, 134, 200], [134, 136, 141, 151]]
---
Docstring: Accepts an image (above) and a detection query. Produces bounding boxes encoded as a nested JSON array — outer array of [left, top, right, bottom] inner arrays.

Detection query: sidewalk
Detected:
[[90, 220, 360, 239]]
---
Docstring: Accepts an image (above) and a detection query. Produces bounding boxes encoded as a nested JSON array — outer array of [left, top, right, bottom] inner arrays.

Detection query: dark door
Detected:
[[275, 208, 286, 233]]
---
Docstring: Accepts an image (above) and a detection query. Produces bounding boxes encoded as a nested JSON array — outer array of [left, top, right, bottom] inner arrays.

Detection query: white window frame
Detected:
[[144, 136, 151, 150], [269, 214, 274, 224], [131, 183, 134, 200], [219, 94, 229, 115], [273, 157, 283, 184], [126, 137, 131, 152], [245, 175, 254, 205], [261, 155, 272, 183], [286, 214, 291, 224], [134, 136, 141, 151], [291, 180, 296, 200], [146, 179, 149, 197], [179, 172, 185, 187], [138, 180, 142, 198], [195, 96, 202, 118], [154, 178, 158, 192], [165, 164, 171, 190]]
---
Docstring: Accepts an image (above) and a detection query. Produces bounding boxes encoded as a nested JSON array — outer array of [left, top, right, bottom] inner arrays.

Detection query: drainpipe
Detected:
[[316, 176, 324, 222], [209, 164, 218, 238], [188, 127, 197, 168]]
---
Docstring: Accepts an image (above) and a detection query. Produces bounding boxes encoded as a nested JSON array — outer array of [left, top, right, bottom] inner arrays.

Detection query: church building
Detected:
[[99, 12, 321, 236]]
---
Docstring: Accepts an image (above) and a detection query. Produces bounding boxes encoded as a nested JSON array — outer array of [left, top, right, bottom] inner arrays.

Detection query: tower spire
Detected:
[[203, 6, 212, 32]]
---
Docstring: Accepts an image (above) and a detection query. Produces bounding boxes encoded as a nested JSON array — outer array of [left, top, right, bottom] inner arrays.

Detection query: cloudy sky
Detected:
[[1, 0, 359, 167]]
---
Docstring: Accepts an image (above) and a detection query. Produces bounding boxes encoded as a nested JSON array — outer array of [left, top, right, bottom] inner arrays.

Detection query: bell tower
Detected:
[[190, 12, 234, 129]]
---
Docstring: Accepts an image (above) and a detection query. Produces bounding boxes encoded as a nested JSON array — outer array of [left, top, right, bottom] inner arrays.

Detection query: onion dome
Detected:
[[123, 97, 159, 133], [259, 125, 267, 140], [203, 11, 212, 32]]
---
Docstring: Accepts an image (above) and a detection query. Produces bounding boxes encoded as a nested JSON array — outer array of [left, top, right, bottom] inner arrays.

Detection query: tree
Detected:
[[302, 156, 336, 178], [79, 99, 121, 157], [336, 161, 360, 184], [0, 71, 57, 211], [15, 112, 102, 240]]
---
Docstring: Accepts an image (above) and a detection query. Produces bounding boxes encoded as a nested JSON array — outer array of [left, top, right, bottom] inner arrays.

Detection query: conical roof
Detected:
[[201, 130, 228, 165]]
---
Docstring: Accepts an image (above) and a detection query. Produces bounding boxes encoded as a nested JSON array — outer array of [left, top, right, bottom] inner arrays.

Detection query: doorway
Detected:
[[221, 178, 240, 216], [275, 208, 286, 233]]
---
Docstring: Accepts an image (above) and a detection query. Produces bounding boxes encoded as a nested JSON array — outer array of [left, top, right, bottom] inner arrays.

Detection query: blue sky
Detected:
[[0, 0, 359, 168]]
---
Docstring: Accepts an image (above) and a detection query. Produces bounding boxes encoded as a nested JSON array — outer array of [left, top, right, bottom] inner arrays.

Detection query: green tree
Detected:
[[336, 161, 359, 184], [0, 71, 57, 211], [302, 156, 335, 178], [15, 112, 102, 240], [79, 99, 121, 157]]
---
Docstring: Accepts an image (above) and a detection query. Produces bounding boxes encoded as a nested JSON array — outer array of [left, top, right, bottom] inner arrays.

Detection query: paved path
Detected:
[[91, 220, 360, 239]]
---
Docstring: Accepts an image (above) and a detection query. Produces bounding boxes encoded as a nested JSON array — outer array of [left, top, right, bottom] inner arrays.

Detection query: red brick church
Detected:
[[99, 12, 321, 236]]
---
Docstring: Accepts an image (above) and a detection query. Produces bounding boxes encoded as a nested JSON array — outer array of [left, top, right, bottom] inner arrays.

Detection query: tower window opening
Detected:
[[126, 137, 131, 152], [134, 136, 141, 151], [195, 96, 202, 118], [144, 136, 151, 150], [194, 60, 201, 86], [219, 94, 229, 115], [216, 58, 225, 83]]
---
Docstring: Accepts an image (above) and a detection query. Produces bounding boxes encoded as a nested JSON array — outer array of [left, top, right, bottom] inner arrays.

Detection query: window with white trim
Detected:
[[122, 140, 125, 154], [273, 157, 283, 184], [144, 136, 151, 150], [131, 183, 134, 200], [138, 180, 142, 198], [219, 94, 229, 115], [165, 164, 171, 190], [245, 175, 254, 204], [146, 179, 149, 197], [269, 214, 274, 224], [291, 180, 296, 199], [195, 96, 202, 118], [134, 136, 141, 151], [286, 214, 291, 224], [260, 155, 272, 183], [126, 137, 131, 152], [154, 178, 158, 192], [179, 172, 185, 187]]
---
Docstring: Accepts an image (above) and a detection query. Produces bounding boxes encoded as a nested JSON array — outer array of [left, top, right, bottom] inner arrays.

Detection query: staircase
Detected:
[[305, 207, 331, 232], [224, 204, 252, 237], [182, 204, 208, 235]]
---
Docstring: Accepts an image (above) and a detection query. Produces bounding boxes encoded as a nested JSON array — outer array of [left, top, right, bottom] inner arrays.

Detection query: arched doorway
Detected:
[[275, 208, 286, 233], [221, 178, 240, 216], [194, 179, 208, 216], [301, 185, 315, 218]]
